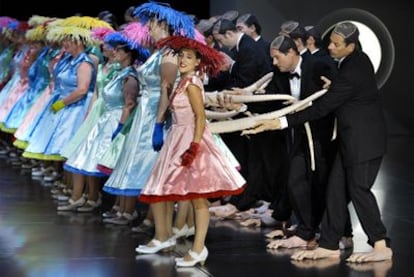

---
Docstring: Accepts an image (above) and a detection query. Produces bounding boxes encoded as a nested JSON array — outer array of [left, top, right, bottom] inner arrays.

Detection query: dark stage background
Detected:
[[2, 0, 413, 135], [0, 0, 210, 25]]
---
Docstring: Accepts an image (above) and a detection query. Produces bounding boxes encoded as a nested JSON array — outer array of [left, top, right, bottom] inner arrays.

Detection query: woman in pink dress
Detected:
[[136, 36, 245, 267]]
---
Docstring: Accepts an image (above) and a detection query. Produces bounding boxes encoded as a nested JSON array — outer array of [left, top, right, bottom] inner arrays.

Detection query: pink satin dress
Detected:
[[139, 76, 245, 203]]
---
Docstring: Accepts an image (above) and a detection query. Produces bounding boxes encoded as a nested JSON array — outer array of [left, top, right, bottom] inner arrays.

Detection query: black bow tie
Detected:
[[288, 72, 300, 79]]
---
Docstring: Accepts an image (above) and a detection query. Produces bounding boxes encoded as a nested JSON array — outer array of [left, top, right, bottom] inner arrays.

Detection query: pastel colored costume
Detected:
[[1, 47, 58, 133], [0, 46, 28, 108], [0, 46, 14, 88], [212, 133, 240, 169], [60, 61, 121, 158], [13, 51, 67, 149], [63, 66, 137, 176], [139, 76, 245, 203], [102, 51, 166, 196], [22, 52, 95, 160], [96, 107, 135, 174]]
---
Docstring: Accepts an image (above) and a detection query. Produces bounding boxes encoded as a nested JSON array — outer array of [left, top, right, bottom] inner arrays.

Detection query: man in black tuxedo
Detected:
[[280, 21, 311, 60], [244, 22, 392, 263], [210, 19, 274, 216], [264, 35, 340, 249], [236, 13, 272, 68], [196, 18, 232, 91], [305, 25, 337, 73]]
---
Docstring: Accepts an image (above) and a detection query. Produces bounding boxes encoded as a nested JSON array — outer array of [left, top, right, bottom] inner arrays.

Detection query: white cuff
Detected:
[[280, 116, 288, 129]]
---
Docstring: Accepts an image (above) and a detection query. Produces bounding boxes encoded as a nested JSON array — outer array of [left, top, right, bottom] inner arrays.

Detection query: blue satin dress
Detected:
[[0, 46, 28, 107], [103, 51, 168, 196], [60, 61, 121, 158], [13, 52, 71, 146], [23, 52, 96, 160], [1, 47, 60, 132], [63, 66, 137, 176]]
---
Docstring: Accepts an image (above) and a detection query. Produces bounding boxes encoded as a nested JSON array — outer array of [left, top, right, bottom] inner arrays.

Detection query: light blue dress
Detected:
[[0, 46, 15, 86], [0, 46, 28, 107], [63, 66, 137, 176], [14, 52, 71, 144], [23, 52, 96, 160], [1, 47, 59, 131], [60, 61, 121, 158], [103, 51, 168, 196]]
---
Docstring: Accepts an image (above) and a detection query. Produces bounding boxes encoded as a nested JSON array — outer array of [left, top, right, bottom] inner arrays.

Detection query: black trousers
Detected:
[[319, 153, 389, 250], [224, 130, 289, 211]]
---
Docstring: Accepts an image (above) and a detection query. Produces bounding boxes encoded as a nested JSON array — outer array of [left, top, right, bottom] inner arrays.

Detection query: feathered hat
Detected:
[[0, 17, 17, 30], [121, 22, 152, 47], [104, 31, 150, 63], [156, 36, 224, 76], [2, 19, 29, 39], [25, 25, 47, 41], [28, 15, 52, 27], [0, 17, 16, 37], [45, 26, 93, 45], [91, 26, 115, 43], [59, 16, 112, 30], [133, 1, 195, 39]]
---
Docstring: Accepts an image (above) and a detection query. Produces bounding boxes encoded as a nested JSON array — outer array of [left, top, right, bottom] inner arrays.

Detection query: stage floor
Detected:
[[0, 135, 413, 277]]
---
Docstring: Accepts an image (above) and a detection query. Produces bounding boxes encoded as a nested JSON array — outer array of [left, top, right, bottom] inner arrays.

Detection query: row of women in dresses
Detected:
[[0, 3, 245, 267]]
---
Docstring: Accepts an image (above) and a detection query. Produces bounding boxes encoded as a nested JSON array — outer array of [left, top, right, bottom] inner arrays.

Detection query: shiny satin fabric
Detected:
[[139, 76, 245, 202], [102, 51, 166, 197], [23, 52, 96, 158], [63, 66, 137, 175]]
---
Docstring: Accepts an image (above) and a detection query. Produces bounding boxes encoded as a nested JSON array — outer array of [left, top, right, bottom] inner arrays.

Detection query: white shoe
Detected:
[[57, 197, 86, 211], [32, 167, 46, 176], [43, 171, 60, 182], [0, 148, 10, 155], [102, 206, 120, 218], [103, 211, 122, 223], [175, 247, 208, 267], [172, 224, 195, 239], [131, 219, 154, 233], [135, 238, 176, 254], [105, 211, 138, 225], [77, 198, 102, 213], [186, 226, 195, 237]]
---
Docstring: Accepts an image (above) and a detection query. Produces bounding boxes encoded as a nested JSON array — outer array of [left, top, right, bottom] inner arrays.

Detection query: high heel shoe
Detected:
[[172, 224, 195, 239], [175, 247, 208, 267], [186, 225, 195, 237], [135, 237, 176, 254], [172, 224, 188, 239]]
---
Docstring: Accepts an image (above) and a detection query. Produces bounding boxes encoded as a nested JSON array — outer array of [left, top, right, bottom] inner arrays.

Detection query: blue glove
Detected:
[[111, 122, 124, 140], [152, 122, 164, 151]]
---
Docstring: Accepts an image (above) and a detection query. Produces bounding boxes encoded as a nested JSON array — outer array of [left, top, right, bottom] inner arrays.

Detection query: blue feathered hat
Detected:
[[104, 31, 150, 63], [133, 1, 195, 39]]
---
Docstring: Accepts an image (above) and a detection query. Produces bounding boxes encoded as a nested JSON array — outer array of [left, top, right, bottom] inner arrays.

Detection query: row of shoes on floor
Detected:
[[102, 205, 139, 225], [31, 165, 62, 182], [56, 194, 102, 212]]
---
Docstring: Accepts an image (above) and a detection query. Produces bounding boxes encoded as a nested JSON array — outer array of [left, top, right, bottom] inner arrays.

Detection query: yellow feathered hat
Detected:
[[28, 15, 52, 27], [25, 25, 47, 41], [59, 16, 112, 30], [45, 26, 93, 45]]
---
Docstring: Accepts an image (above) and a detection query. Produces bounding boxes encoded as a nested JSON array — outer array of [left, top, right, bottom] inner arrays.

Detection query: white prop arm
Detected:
[[208, 89, 327, 134]]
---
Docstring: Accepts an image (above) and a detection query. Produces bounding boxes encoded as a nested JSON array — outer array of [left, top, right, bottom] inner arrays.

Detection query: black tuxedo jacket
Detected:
[[312, 48, 337, 75], [256, 36, 272, 68], [287, 50, 387, 166], [230, 34, 272, 88], [268, 56, 336, 146]]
